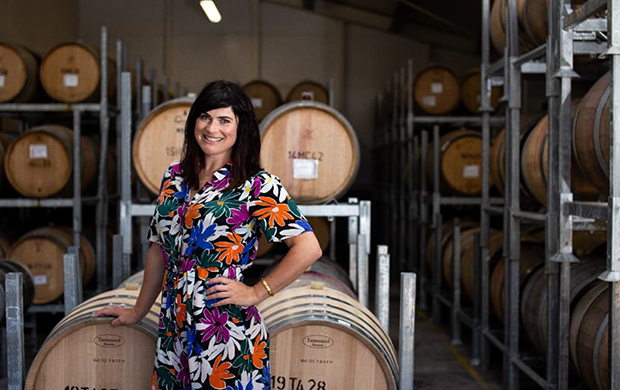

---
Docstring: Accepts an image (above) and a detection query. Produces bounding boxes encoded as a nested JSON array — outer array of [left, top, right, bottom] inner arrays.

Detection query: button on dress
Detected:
[[148, 162, 312, 390]]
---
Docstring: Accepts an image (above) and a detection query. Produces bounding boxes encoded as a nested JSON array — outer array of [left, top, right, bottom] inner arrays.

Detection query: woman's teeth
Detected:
[[206, 136, 223, 142]]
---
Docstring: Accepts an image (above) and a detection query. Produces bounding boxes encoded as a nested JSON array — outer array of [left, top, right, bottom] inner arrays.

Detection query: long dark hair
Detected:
[[180, 80, 262, 190]]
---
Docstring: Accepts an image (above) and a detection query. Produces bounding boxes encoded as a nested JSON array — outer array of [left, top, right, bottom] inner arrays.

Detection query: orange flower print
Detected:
[[252, 334, 267, 369], [175, 294, 187, 328], [151, 371, 161, 390], [157, 179, 175, 204], [253, 196, 292, 228], [209, 355, 235, 389], [215, 233, 244, 264], [184, 203, 203, 228]]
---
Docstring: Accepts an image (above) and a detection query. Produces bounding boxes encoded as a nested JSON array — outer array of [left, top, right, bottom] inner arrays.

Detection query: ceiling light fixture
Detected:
[[200, 0, 222, 23]]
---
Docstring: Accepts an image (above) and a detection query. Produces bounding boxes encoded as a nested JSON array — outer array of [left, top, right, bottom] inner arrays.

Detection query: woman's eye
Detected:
[[221, 119, 230, 124], [199, 113, 209, 120]]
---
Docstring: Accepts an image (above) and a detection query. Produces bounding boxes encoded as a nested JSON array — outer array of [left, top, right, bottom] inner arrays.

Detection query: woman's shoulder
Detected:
[[163, 161, 182, 179]]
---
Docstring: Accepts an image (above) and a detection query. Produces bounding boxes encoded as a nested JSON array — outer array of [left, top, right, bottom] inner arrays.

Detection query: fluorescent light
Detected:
[[200, 0, 222, 23]]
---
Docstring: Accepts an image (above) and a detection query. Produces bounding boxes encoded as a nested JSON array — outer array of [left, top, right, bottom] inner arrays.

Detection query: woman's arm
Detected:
[[206, 231, 322, 307], [94, 242, 166, 325]]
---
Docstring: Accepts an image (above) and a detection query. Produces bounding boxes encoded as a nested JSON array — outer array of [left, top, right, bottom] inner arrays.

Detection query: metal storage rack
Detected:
[[477, 0, 615, 388], [0, 27, 125, 311], [376, 60, 505, 364], [114, 73, 375, 307]]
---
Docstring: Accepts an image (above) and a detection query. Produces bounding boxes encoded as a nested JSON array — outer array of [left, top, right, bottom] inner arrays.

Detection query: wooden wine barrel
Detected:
[[242, 79, 282, 122], [461, 230, 503, 302], [307, 216, 331, 253], [461, 70, 501, 114], [519, 0, 587, 47], [489, 243, 544, 323], [257, 283, 398, 390], [286, 80, 329, 104], [256, 234, 275, 258], [442, 227, 480, 288], [573, 72, 611, 193], [521, 257, 605, 356], [569, 280, 609, 390], [0, 43, 40, 102], [260, 101, 360, 204], [414, 66, 460, 115], [133, 97, 194, 195], [490, 0, 537, 54], [0, 233, 11, 258], [426, 129, 483, 195], [0, 259, 35, 322], [25, 286, 160, 390], [426, 220, 478, 273], [39, 42, 116, 103], [4, 125, 99, 198], [7, 227, 95, 304], [0, 132, 16, 194], [521, 113, 599, 206]]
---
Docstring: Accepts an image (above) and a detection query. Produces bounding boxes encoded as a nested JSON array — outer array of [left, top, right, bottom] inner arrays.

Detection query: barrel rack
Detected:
[[378, 0, 620, 389], [0, 26, 120, 312]]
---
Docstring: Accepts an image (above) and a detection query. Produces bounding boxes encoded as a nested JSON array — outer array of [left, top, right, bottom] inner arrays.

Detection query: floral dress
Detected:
[[148, 161, 312, 390]]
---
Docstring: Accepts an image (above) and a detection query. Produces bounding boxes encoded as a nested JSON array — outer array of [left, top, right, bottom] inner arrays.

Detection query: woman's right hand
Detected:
[[93, 306, 143, 326]]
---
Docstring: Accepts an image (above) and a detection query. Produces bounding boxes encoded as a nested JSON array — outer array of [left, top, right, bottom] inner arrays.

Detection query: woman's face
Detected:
[[194, 106, 238, 162]]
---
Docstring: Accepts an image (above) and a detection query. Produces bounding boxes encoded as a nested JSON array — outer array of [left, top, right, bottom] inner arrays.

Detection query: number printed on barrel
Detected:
[[271, 376, 327, 390], [63, 386, 119, 390]]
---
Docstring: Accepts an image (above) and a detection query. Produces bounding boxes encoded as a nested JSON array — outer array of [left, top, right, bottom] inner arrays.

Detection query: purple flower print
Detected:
[[226, 204, 250, 230], [212, 176, 231, 191], [200, 307, 230, 343], [170, 163, 181, 176], [177, 352, 190, 388], [179, 257, 196, 274], [245, 305, 261, 323], [252, 176, 261, 197]]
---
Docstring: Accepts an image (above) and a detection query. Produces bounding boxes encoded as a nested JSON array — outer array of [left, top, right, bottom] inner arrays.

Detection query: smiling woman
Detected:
[[95, 80, 322, 390]]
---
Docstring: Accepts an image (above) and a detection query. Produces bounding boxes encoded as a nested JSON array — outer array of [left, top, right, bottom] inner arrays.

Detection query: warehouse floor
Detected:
[[388, 286, 504, 390]]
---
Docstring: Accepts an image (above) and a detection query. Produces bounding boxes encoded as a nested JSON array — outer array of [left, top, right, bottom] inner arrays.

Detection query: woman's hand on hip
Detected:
[[93, 306, 143, 326], [206, 277, 261, 308]]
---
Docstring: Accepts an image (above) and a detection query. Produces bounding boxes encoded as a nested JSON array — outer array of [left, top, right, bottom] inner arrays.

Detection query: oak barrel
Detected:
[[573, 72, 611, 192], [521, 256, 605, 357], [461, 229, 503, 303], [39, 42, 116, 103], [25, 286, 160, 390], [257, 282, 398, 390], [307, 216, 331, 253], [569, 280, 609, 390], [426, 220, 478, 273], [426, 129, 483, 195], [243, 79, 282, 121], [0, 233, 11, 258], [442, 226, 481, 288], [489, 243, 544, 323], [8, 227, 95, 304], [414, 66, 460, 115], [461, 70, 501, 114], [286, 80, 329, 104], [260, 101, 360, 204], [132, 97, 194, 195], [4, 125, 99, 198], [0, 259, 35, 322], [490, 0, 537, 54], [521, 113, 599, 206], [0, 43, 40, 102], [0, 132, 17, 194]]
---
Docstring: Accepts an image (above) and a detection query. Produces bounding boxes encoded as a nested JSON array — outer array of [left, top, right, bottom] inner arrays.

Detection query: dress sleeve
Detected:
[[248, 172, 313, 243]]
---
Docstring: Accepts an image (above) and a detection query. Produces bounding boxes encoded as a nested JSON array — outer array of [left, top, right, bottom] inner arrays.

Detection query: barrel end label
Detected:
[[94, 334, 125, 348], [302, 335, 333, 349]]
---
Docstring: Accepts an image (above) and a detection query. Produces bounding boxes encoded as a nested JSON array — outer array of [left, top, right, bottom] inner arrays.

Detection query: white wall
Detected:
[[75, 0, 464, 193], [0, 0, 79, 56]]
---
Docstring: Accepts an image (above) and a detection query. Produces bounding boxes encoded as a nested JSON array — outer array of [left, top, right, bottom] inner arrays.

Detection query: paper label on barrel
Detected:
[[33, 275, 47, 286], [293, 159, 319, 179], [301, 91, 315, 101], [251, 98, 263, 109], [29, 144, 48, 159], [0, 75, 5, 88], [423, 95, 436, 107], [463, 164, 480, 178], [63, 73, 79, 88], [431, 83, 443, 94]]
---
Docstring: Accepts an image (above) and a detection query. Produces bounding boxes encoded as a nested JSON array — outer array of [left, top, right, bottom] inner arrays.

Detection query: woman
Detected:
[[95, 80, 322, 390]]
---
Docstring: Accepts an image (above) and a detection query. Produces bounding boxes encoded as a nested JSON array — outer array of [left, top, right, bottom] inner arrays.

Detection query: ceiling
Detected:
[[300, 0, 483, 55]]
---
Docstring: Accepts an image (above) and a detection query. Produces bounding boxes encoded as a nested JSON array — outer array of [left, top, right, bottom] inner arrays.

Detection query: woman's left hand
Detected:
[[206, 277, 261, 308]]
